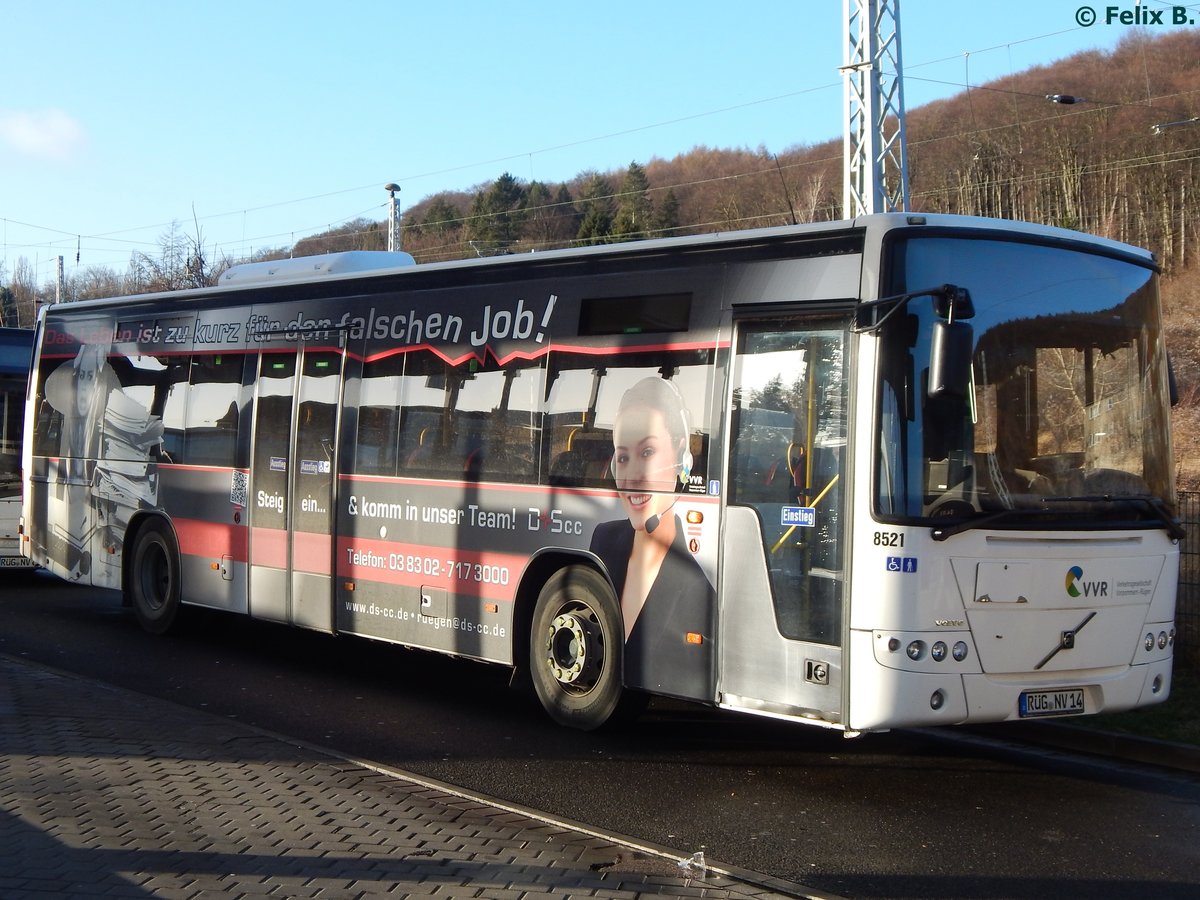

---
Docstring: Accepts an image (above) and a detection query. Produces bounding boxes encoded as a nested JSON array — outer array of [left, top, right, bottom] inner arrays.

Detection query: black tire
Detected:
[[128, 520, 182, 635], [530, 566, 625, 731]]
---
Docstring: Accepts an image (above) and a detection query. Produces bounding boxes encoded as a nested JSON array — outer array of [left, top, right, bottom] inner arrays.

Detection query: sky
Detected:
[[3, 0, 1198, 286]]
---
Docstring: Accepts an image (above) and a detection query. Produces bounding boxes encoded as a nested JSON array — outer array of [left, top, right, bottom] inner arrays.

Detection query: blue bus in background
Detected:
[[1, 327, 34, 568]]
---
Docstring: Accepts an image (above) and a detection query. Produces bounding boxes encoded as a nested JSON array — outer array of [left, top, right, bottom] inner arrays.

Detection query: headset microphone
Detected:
[[644, 494, 679, 535]]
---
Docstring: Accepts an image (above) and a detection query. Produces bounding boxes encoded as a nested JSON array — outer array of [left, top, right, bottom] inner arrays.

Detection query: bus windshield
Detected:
[[876, 235, 1174, 531]]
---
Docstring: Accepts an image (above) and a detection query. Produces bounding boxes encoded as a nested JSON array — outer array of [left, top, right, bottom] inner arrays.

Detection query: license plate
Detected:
[[1019, 688, 1086, 718], [0, 556, 35, 568]]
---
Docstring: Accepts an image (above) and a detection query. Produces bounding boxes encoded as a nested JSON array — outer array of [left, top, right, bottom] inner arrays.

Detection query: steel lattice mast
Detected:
[[842, 0, 910, 217]]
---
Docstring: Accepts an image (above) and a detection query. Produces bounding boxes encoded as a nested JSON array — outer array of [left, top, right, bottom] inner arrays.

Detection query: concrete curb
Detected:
[[993, 720, 1200, 774]]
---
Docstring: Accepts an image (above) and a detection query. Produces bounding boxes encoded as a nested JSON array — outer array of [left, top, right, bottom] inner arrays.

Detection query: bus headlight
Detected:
[[906, 640, 925, 661], [931, 641, 948, 662], [1145, 633, 1155, 652], [952, 641, 969, 662]]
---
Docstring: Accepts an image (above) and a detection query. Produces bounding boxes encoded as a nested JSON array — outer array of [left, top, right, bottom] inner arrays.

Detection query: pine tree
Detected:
[[421, 196, 462, 238], [524, 181, 578, 248], [466, 173, 527, 252], [575, 174, 616, 245], [655, 188, 681, 237], [612, 162, 654, 240]]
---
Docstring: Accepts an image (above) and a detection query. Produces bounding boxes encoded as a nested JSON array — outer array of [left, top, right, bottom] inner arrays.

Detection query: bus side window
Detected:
[[354, 406, 397, 475], [101, 349, 174, 463], [548, 427, 587, 485], [183, 353, 241, 468], [160, 374, 186, 464], [452, 358, 543, 484], [372, 356, 543, 483], [393, 352, 453, 477], [544, 420, 614, 489], [32, 358, 68, 458], [356, 354, 406, 477], [541, 350, 712, 490]]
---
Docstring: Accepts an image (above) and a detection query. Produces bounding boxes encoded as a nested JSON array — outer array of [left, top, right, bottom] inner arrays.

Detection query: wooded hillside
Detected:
[[380, 30, 1200, 270]]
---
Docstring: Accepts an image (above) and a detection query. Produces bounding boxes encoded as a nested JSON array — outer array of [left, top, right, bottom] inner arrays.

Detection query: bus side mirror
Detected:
[[928, 320, 974, 399], [932, 284, 975, 320]]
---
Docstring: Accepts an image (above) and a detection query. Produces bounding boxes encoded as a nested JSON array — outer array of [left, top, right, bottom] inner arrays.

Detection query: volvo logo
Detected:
[[1034, 611, 1097, 670]]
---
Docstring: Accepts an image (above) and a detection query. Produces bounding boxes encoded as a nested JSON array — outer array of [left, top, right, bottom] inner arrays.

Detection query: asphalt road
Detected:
[[3, 570, 1198, 899]]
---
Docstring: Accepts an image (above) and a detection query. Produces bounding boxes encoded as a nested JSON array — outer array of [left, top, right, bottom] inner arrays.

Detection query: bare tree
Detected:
[[70, 266, 124, 301], [125, 221, 218, 293], [7, 257, 43, 325]]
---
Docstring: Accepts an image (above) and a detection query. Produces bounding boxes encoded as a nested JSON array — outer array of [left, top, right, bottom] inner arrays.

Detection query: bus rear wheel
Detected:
[[530, 566, 624, 730], [128, 520, 182, 635]]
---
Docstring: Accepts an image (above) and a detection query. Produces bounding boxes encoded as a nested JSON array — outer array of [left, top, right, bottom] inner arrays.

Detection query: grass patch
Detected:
[[1072, 663, 1200, 745]]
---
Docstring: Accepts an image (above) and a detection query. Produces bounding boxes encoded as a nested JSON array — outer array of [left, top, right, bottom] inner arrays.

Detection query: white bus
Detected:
[[21, 214, 1180, 732], [2, 327, 35, 570]]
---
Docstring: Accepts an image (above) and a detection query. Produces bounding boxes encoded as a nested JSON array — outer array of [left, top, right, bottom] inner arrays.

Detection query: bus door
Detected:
[[248, 339, 344, 631], [718, 317, 848, 724]]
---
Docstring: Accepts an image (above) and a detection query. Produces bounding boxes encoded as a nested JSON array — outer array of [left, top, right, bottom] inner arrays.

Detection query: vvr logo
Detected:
[[1065, 565, 1108, 598]]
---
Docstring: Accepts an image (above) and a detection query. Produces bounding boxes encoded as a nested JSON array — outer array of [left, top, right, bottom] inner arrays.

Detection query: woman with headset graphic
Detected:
[[589, 376, 715, 701]]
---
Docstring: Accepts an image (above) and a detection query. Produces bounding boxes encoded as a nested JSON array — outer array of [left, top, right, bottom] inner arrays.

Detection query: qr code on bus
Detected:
[[230, 470, 249, 508]]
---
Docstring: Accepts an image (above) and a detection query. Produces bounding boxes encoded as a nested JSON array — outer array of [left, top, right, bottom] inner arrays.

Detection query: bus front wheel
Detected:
[[128, 520, 182, 635], [530, 566, 624, 730]]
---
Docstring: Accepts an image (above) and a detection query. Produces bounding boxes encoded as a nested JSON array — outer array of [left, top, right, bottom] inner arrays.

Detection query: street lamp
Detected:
[[385, 183, 401, 252]]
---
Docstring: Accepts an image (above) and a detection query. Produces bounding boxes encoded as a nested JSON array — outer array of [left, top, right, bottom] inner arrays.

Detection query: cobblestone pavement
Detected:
[[0, 654, 823, 899]]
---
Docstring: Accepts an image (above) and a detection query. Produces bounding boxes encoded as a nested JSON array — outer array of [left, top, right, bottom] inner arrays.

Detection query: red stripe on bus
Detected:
[[244, 527, 333, 574], [359, 338, 729, 367], [292, 530, 332, 575], [250, 526, 288, 568], [172, 517, 248, 562], [336, 537, 522, 602]]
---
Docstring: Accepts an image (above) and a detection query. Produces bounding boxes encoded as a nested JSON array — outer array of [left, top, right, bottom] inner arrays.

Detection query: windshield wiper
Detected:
[[930, 508, 1027, 542], [930, 494, 1185, 542], [1043, 494, 1185, 541]]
